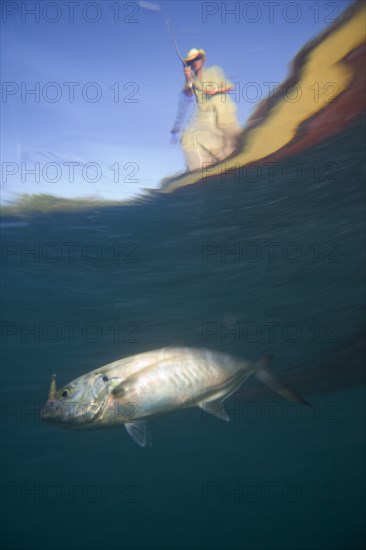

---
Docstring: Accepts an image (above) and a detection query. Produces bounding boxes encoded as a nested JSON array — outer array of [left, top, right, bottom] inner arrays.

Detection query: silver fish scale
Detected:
[[133, 351, 238, 407]]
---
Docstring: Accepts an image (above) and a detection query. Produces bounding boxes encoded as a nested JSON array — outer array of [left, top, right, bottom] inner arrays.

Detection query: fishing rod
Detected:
[[138, 3, 188, 66], [165, 18, 187, 66], [165, 16, 198, 104]]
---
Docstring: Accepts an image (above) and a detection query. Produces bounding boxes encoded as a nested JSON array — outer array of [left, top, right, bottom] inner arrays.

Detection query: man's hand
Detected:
[[183, 66, 194, 96], [183, 66, 192, 81]]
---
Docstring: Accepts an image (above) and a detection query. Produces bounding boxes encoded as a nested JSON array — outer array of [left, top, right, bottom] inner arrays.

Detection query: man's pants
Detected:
[[181, 110, 241, 171]]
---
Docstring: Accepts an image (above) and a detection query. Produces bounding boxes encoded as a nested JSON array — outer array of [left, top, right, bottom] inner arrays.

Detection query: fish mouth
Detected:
[[41, 400, 104, 427], [41, 373, 106, 426], [41, 400, 62, 423]]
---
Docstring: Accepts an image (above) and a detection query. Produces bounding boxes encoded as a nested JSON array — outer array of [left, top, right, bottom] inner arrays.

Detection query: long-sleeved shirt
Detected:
[[171, 91, 196, 134], [172, 65, 240, 134]]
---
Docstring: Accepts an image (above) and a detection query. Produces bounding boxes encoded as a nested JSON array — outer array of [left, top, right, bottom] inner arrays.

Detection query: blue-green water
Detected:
[[1, 119, 365, 549]]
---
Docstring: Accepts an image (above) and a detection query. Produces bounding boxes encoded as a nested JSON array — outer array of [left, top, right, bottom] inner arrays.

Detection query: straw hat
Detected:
[[184, 48, 206, 63]]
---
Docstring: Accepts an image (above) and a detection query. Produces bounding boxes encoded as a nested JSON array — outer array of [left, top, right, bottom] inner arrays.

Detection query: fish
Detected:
[[41, 347, 310, 447]]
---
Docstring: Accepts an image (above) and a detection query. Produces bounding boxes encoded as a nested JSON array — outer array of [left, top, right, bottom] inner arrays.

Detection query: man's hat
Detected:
[[184, 48, 206, 63]]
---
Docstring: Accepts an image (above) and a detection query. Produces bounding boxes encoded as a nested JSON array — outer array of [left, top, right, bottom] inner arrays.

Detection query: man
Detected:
[[171, 48, 242, 171]]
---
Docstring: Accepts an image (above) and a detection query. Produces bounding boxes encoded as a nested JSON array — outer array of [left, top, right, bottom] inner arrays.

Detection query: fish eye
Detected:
[[61, 387, 72, 398], [102, 375, 108, 382]]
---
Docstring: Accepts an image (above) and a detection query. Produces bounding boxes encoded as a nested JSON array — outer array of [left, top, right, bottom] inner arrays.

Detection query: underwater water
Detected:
[[1, 118, 365, 550]]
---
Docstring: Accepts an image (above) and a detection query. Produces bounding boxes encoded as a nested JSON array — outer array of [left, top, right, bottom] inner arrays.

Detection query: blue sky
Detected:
[[1, 0, 353, 203]]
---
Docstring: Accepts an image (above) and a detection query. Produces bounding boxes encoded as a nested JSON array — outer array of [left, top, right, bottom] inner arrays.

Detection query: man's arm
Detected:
[[202, 65, 235, 96], [171, 91, 195, 136], [205, 85, 235, 96], [182, 66, 194, 96]]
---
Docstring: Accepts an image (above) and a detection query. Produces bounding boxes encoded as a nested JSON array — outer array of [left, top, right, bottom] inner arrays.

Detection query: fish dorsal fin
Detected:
[[125, 422, 152, 447], [198, 399, 230, 422]]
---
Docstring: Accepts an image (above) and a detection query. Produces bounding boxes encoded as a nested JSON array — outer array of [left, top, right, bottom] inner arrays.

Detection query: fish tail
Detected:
[[254, 354, 311, 406]]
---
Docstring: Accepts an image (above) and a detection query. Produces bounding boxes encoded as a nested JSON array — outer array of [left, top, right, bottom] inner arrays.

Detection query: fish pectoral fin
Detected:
[[198, 399, 230, 422], [125, 422, 152, 447], [112, 376, 141, 398], [111, 381, 127, 398]]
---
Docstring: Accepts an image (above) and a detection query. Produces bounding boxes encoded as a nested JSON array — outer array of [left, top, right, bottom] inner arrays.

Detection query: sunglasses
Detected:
[[186, 55, 204, 67]]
